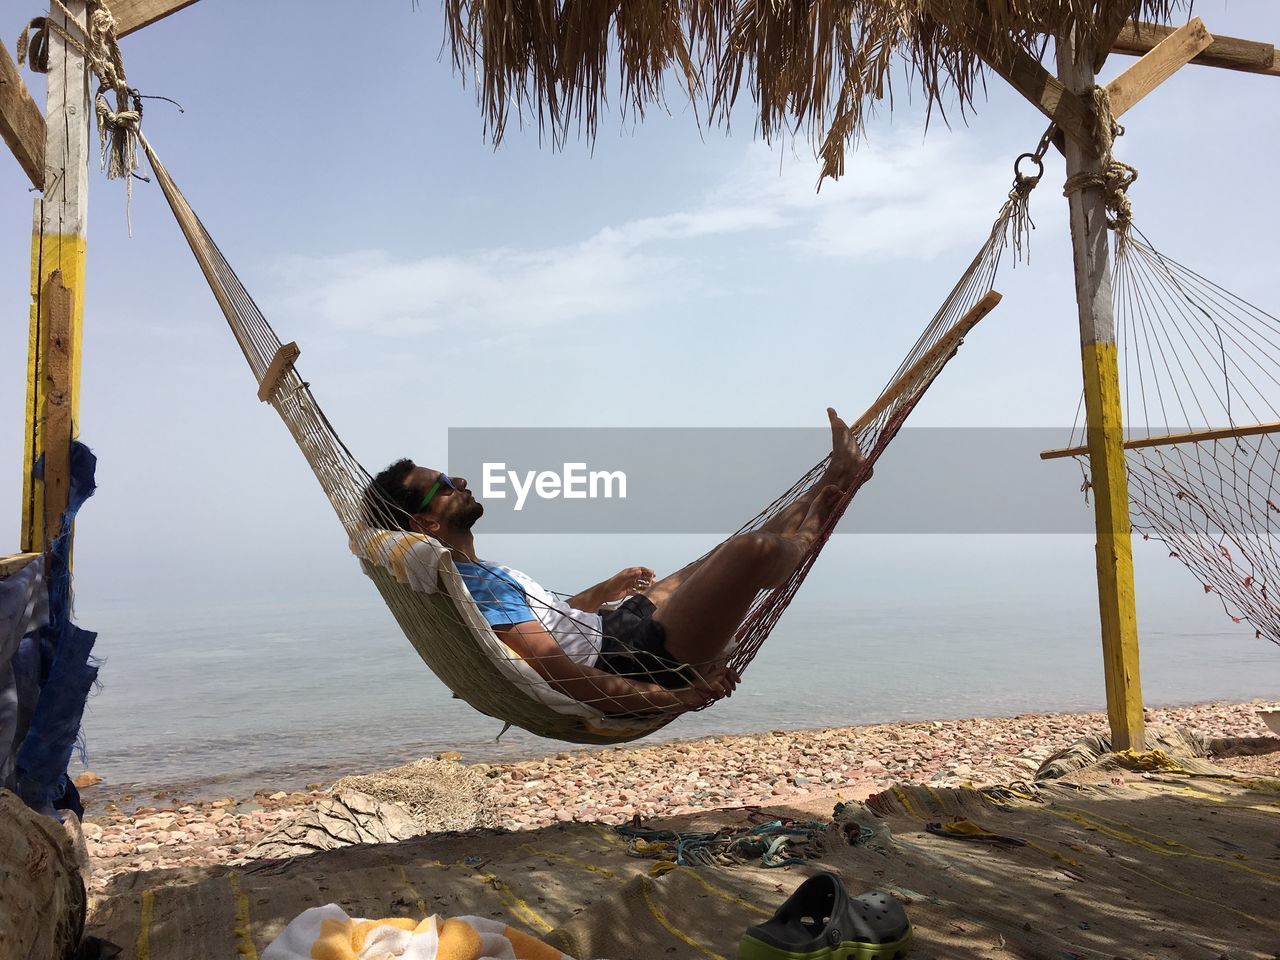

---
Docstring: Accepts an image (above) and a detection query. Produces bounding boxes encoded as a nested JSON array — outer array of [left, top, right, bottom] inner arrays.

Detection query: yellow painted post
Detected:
[[20, 1, 90, 554], [1056, 28, 1145, 750]]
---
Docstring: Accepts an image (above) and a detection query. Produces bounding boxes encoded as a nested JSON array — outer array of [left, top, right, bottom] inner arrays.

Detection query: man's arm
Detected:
[[566, 566, 655, 613], [494, 620, 688, 714]]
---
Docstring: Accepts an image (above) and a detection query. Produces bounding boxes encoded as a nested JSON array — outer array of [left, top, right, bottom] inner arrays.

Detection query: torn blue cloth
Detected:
[[13, 441, 99, 817]]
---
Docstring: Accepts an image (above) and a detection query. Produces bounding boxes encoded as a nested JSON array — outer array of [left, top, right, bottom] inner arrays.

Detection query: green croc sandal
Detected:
[[738, 872, 912, 960]]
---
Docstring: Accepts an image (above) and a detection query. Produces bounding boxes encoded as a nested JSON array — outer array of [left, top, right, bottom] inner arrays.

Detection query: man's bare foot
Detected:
[[792, 483, 845, 550], [827, 407, 869, 485]]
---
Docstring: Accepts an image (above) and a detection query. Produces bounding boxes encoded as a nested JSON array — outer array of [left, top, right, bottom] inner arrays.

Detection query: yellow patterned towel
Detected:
[[262, 904, 586, 960]]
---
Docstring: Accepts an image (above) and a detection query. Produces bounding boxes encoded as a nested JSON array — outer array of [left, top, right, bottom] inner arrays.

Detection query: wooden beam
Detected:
[[1041, 420, 1280, 461], [0, 38, 45, 190], [1105, 18, 1214, 117], [257, 341, 301, 402], [0, 553, 41, 579], [1112, 21, 1280, 78], [107, 0, 204, 37], [1057, 27, 1145, 753], [926, 0, 1095, 151], [851, 291, 1001, 434]]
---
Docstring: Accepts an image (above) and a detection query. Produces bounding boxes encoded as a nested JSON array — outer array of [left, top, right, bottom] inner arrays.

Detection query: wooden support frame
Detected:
[[954, 10, 1277, 753], [0, 39, 45, 190], [1041, 420, 1280, 461], [1105, 18, 1213, 117], [850, 291, 1001, 434], [107, 0, 204, 37], [1113, 21, 1280, 78], [257, 342, 301, 402]]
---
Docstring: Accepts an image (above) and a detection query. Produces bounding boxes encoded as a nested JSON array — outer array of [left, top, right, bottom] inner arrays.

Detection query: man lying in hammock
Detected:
[[370, 408, 866, 715]]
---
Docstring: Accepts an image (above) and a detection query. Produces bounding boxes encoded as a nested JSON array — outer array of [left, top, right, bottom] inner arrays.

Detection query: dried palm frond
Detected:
[[441, 0, 1186, 180]]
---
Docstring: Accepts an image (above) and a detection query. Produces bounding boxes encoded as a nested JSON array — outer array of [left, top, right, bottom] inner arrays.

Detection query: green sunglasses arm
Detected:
[[417, 480, 443, 513]]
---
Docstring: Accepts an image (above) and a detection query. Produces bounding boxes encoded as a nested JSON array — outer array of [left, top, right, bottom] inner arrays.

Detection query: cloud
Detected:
[[717, 133, 1051, 260], [270, 126, 1034, 340], [273, 241, 686, 339]]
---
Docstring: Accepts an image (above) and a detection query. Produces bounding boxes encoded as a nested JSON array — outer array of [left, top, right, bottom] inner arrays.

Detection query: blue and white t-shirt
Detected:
[[455, 561, 604, 667]]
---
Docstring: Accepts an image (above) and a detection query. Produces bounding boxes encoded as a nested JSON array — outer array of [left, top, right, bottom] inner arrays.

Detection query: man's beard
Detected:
[[457, 498, 485, 529]]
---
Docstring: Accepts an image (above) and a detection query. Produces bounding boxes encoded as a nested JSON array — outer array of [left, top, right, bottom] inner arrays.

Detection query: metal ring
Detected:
[[1013, 152, 1044, 183]]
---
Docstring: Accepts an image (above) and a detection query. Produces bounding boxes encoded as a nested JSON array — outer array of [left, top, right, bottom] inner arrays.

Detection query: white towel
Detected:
[[261, 903, 590, 960], [351, 529, 445, 593]]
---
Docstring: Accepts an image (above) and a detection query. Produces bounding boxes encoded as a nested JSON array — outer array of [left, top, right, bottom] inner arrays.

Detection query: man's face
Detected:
[[407, 466, 484, 533]]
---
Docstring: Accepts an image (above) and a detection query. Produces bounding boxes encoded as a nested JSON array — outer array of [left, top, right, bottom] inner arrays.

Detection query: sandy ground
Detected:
[[76, 700, 1279, 897]]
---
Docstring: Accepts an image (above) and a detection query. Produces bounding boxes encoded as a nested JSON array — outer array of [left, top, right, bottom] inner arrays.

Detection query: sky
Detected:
[[1, 1, 1279, 678]]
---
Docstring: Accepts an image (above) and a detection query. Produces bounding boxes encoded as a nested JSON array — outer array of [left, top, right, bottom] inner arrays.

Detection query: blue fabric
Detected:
[[14, 441, 99, 817], [15, 621, 95, 816], [455, 562, 536, 628], [0, 556, 46, 791]]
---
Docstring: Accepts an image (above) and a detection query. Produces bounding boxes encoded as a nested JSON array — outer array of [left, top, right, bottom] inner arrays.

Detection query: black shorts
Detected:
[[596, 595, 694, 689]]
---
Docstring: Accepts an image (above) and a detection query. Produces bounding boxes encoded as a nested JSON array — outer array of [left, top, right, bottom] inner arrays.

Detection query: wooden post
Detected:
[[1056, 28, 1145, 751], [20, 1, 90, 554]]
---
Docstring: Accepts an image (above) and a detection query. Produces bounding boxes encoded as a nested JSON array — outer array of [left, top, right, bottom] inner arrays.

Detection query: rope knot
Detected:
[[1062, 85, 1138, 250]]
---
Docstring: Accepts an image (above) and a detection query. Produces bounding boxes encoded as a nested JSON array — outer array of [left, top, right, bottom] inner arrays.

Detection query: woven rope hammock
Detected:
[[1051, 230, 1280, 648], [133, 128, 1023, 743]]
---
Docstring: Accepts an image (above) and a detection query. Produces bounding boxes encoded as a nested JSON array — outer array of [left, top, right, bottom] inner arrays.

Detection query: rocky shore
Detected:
[[78, 700, 1277, 897]]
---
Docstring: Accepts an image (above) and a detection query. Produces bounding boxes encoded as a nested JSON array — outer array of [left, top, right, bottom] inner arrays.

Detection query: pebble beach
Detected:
[[78, 700, 1278, 897]]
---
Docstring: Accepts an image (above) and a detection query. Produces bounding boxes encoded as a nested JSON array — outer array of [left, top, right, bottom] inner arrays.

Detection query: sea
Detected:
[[75, 573, 1280, 800]]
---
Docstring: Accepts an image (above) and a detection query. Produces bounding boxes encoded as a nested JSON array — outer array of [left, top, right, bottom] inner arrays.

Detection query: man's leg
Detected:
[[643, 408, 867, 611], [650, 485, 843, 668]]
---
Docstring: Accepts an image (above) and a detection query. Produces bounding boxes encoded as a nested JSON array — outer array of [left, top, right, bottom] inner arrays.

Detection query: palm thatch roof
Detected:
[[442, 0, 1186, 180]]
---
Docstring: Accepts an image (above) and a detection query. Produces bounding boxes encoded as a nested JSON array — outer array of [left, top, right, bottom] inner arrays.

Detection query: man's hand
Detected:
[[603, 566, 657, 601], [567, 566, 657, 612]]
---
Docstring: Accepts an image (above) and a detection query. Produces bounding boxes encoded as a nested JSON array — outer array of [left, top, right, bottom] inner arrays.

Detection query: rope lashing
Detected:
[[1061, 85, 1138, 247], [1004, 122, 1054, 263], [19, 0, 141, 217]]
